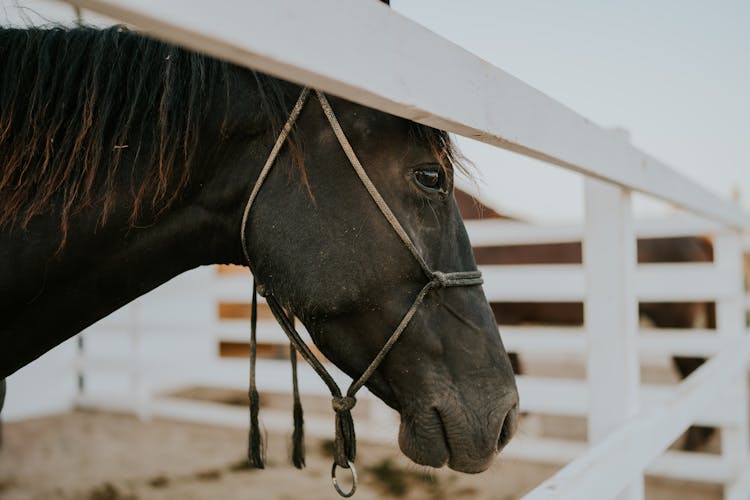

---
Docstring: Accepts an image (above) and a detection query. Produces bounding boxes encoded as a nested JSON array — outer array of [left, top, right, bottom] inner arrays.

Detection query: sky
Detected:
[[2, 0, 749, 222], [392, 0, 750, 221]]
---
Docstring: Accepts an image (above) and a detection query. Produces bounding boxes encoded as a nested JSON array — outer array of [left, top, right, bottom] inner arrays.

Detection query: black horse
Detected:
[[0, 26, 518, 472]]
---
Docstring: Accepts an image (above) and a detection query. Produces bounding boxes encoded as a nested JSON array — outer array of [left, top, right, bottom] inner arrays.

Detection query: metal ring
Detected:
[[331, 460, 357, 497]]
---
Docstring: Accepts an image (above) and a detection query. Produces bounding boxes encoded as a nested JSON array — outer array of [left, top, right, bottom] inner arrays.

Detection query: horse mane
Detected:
[[0, 25, 466, 247], [0, 25, 234, 244]]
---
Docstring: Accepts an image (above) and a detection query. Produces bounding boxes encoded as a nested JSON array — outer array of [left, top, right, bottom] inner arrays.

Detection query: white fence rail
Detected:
[[65, 0, 750, 230], [524, 337, 750, 500], [28, 1, 750, 498]]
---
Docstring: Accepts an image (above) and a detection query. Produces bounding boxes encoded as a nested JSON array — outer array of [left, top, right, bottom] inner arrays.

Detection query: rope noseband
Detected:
[[241, 88, 482, 497]]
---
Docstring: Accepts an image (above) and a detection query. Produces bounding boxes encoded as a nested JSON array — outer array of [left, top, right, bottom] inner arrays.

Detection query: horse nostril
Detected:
[[497, 402, 519, 452]]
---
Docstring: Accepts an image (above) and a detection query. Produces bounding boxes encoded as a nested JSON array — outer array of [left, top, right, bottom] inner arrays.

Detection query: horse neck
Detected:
[[0, 164, 241, 377], [0, 35, 281, 376]]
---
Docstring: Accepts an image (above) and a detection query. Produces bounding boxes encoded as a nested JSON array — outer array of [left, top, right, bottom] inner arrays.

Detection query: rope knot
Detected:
[[332, 396, 356, 412], [431, 271, 449, 288]]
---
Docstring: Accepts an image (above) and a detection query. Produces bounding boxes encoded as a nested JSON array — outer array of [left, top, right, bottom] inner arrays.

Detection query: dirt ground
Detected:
[[0, 409, 722, 500]]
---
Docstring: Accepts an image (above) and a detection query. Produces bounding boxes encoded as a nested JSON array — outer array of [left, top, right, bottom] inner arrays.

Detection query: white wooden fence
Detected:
[[30, 0, 750, 497], [477, 216, 750, 497], [70, 216, 750, 494]]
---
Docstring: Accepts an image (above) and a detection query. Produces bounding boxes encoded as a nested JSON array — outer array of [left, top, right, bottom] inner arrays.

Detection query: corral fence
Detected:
[[28, 0, 750, 498], [72, 215, 750, 500]]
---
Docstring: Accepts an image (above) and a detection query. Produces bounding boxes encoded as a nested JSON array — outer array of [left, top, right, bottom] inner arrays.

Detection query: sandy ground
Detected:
[[0, 409, 722, 500]]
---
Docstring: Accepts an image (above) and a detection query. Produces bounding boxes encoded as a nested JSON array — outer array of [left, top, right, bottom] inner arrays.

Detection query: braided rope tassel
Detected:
[[289, 331, 306, 468], [332, 396, 357, 468], [247, 281, 265, 468]]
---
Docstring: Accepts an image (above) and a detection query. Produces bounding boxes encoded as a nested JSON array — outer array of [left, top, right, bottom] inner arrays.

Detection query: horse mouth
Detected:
[[397, 401, 519, 473]]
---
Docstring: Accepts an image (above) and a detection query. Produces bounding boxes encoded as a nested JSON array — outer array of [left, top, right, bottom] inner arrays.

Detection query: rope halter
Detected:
[[240, 87, 483, 497]]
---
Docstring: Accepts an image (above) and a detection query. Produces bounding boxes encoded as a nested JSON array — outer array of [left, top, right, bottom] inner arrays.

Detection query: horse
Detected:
[[0, 24, 519, 473], [455, 192, 715, 449]]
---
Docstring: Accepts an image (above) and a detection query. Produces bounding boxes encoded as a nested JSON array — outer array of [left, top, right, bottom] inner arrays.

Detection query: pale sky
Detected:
[[393, 0, 750, 221], [3, 0, 749, 222]]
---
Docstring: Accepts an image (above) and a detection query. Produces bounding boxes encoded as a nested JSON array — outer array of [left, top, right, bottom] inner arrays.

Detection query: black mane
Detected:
[[0, 24, 464, 246], [0, 25, 232, 242]]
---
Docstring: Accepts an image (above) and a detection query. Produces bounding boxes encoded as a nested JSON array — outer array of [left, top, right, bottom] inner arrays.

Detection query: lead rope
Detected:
[[242, 88, 482, 497], [289, 315, 306, 469], [246, 288, 306, 469], [247, 281, 264, 468]]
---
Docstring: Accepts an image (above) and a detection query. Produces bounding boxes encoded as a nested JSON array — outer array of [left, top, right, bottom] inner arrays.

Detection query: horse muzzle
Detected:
[[397, 389, 519, 473]]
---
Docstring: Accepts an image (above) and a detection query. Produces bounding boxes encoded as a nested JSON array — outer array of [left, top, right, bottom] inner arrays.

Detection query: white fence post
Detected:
[[129, 299, 151, 420], [714, 230, 750, 499], [75, 334, 86, 398], [583, 178, 644, 499]]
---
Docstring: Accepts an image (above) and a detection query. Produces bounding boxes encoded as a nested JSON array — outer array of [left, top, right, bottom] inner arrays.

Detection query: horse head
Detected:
[[211, 76, 519, 473]]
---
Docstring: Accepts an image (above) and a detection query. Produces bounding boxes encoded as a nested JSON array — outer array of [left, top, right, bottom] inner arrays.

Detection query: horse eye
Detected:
[[414, 168, 442, 191]]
